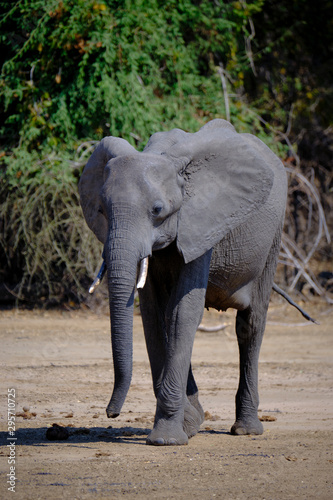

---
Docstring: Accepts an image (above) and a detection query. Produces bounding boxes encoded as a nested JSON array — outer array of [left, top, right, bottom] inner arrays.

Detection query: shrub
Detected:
[[0, 145, 102, 304]]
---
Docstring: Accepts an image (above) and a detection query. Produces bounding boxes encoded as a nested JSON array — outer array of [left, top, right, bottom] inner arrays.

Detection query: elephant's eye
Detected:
[[152, 201, 163, 217]]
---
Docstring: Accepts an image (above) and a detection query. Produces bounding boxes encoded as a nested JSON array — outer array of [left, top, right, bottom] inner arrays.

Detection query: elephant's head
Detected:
[[79, 119, 275, 417]]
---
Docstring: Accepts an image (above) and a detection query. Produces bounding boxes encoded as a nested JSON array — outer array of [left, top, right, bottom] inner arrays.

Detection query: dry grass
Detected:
[[0, 178, 102, 306]]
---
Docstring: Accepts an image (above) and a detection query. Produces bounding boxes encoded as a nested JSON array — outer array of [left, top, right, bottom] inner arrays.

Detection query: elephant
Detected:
[[79, 119, 310, 446]]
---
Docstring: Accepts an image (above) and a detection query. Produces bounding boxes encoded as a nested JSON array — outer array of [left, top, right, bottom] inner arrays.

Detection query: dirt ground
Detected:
[[0, 300, 332, 499]]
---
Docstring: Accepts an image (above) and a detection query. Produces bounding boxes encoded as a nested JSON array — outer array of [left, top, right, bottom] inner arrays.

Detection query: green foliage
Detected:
[[1, 0, 270, 153]]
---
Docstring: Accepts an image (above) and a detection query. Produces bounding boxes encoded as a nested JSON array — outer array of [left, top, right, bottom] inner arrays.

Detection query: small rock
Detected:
[[204, 411, 220, 421], [46, 424, 69, 441], [259, 415, 277, 422], [16, 410, 37, 420]]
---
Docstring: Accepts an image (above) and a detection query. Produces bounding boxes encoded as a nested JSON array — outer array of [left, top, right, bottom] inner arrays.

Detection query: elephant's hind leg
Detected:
[[231, 304, 266, 435], [231, 232, 282, 436]]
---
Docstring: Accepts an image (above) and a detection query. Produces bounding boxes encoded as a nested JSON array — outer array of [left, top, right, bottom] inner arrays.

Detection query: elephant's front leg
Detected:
[[147, 250, 212, 446]]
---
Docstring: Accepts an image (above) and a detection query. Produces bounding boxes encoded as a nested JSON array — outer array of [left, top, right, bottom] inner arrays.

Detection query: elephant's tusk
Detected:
[[197, 323, 230, 332], [89, 260, 107, 294], [137, 257, 149, 289]]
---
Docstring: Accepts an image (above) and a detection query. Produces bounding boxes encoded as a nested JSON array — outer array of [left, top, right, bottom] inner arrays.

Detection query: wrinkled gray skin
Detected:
[[79, 119, 287, 446]]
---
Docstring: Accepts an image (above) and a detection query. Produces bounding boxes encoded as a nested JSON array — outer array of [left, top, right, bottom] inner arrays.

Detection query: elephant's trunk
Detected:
[[105, 205, 148, 418]]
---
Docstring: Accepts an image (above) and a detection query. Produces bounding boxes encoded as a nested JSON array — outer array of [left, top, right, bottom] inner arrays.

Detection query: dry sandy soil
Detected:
[[0, 300, 332, 499]]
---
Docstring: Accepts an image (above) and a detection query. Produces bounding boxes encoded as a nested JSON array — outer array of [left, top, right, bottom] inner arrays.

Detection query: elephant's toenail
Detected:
[[146, 437, 165, 446], [154, 438, 165, 445]]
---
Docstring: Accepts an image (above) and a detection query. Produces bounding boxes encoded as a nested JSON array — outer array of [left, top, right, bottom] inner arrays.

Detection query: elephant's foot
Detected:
[[231, 416, 264, 436], [146, 400, 202, 445], [183, 398, 203, 438], [146, 421, 188, 446], [187, 393, 205, 424]]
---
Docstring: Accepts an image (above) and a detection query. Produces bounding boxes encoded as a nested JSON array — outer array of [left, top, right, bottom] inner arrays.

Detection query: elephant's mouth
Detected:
[[88, 256, 149, 293]]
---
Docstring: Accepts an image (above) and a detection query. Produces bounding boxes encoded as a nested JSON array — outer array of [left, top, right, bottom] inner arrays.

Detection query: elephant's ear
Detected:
[[172, 121, 276, 263], [79, 137, 137, 243]]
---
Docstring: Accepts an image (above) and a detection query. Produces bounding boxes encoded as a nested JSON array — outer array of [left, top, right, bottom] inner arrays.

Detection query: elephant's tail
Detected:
[[272, 283, 318, 324]]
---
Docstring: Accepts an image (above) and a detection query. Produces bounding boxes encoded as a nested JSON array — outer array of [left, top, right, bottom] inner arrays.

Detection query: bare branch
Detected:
[[218, 63, 230, 122]]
